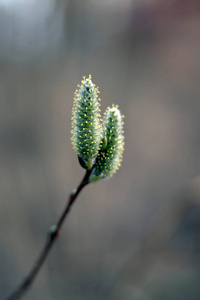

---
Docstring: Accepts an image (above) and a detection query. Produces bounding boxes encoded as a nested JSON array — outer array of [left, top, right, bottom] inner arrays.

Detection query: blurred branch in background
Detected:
[[0, 0, 66, 64]]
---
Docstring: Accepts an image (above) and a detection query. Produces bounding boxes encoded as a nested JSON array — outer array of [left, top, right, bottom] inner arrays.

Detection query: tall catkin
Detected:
[[71, 75, 102, 169]]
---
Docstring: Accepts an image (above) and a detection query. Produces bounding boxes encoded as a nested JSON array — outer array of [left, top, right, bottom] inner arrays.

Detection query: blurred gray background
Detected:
[[1, 0, 200, 299]]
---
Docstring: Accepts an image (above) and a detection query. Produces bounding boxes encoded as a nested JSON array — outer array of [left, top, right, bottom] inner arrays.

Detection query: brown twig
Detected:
[[5, 168, 93, 300]]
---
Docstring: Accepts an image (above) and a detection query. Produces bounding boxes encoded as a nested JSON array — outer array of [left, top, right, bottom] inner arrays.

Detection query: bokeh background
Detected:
[[0, 0, 200, 299]]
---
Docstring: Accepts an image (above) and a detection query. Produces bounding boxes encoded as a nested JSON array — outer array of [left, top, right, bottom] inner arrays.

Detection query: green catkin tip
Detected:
[[101, 136, 107, 150], [89, 174, 103, 183], [90, 105, 124, 182], [71, 76, 102, 169], [87, 158, 93, 170]]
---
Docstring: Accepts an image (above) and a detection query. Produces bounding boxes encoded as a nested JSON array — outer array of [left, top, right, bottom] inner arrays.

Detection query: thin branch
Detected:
[[5, 168, 93, 300]]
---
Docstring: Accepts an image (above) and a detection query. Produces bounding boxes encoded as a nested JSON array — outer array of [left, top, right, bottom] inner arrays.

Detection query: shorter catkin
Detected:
[[91, 105, 124, 180]]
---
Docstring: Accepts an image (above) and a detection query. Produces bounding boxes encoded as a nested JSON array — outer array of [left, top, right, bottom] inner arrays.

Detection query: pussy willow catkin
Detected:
[[91, 105, 124, 180], [71, 75, 102, 169]]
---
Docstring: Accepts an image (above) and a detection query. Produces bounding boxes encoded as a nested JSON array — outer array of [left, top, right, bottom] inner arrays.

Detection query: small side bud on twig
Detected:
[[49, 225, 60, 239]]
